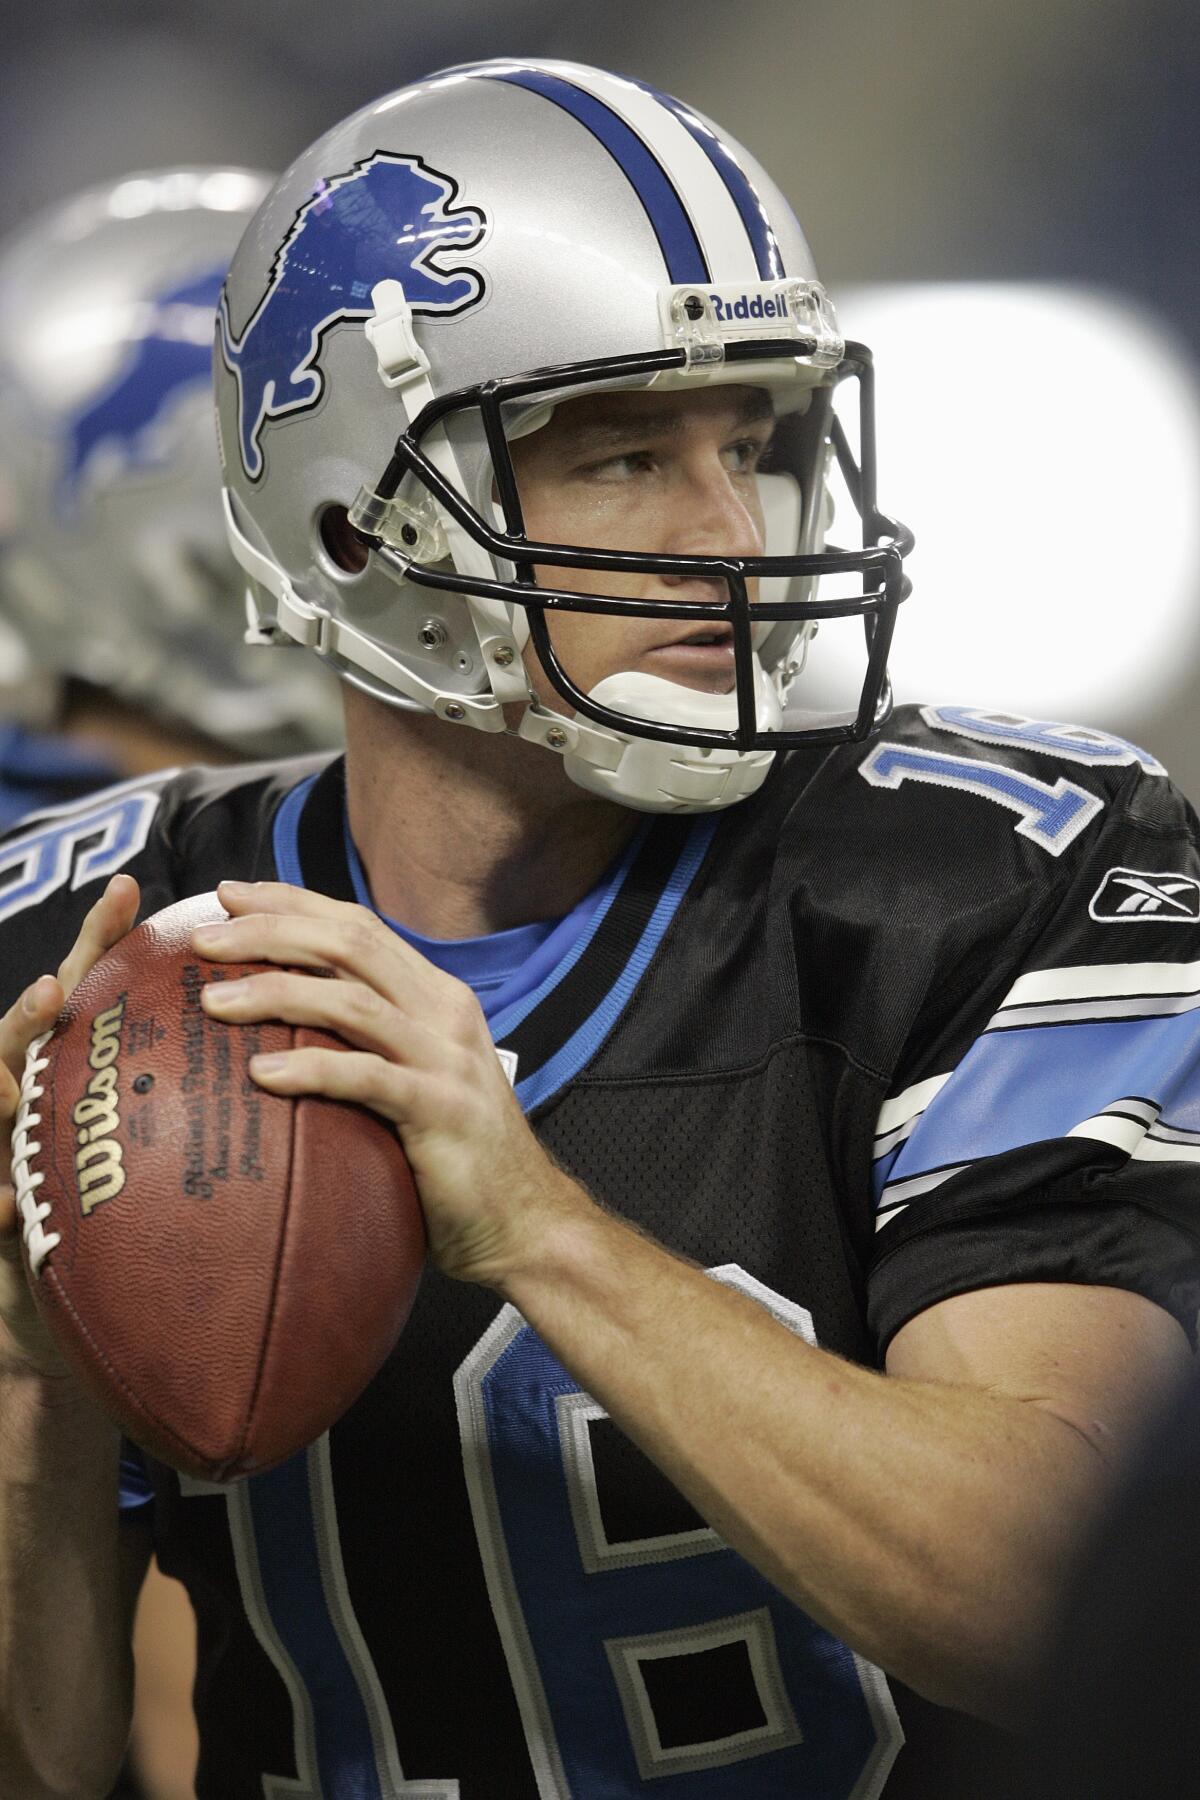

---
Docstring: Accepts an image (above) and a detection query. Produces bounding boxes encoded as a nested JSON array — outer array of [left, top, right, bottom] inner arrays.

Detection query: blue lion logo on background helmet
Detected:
[[219, 152, 487, 482], [59, 266, 225, 513]]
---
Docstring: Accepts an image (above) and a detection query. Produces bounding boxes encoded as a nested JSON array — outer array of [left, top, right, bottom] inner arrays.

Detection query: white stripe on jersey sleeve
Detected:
[[1000, 958, 1200, 1011], [992, 991, 1200, 1030], [874, 1071, 953, 1143], [1149, 1119, 1200, 1146], [875, 1163, 969, 1225], [1135, 1136, 1200, 1164], [1068, 1107, 1200, 1164], [538, 60, 761, 281]]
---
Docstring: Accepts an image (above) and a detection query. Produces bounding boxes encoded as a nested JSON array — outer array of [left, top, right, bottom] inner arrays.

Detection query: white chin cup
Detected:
[[561, 664, 782, 814]]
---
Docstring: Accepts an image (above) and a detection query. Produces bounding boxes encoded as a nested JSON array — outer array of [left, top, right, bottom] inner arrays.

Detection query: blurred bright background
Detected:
[[1, 0, 1197, 789]]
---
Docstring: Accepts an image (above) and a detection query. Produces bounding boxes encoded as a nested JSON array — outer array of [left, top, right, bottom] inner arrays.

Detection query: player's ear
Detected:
[[319, 504, 370, 575]]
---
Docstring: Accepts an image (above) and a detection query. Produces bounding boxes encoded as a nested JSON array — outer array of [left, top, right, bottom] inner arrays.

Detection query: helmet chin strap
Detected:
[[521, 663, 782, 814]]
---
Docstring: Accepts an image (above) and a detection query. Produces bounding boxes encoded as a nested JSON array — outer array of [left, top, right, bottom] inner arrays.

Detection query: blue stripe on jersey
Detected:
[[271, 771, 318, 885], [483, 67, 710, 284], [341, 803, 651, 1034], [631, 77, 785, 279], [342, 812, 560, 1010], [487, 821, 648, 1040], [272, 772, 709, 1110], [515, 815, 718, 1111], [876, 1010, 1200, 1204], [247, 1453, 384, 1796]]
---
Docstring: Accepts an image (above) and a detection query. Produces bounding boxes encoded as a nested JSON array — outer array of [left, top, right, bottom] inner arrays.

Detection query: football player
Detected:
[[0, 167, 343, 826], [0, 60, 1197, 1799], [0, 168, 345, 1800]]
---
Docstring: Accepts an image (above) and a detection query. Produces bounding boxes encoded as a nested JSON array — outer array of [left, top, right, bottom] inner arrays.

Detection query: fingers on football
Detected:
[[249, 1044, 423, 1126], [55, 873, 140, 999], [202, 971, 448, 1067], [0, 975, 62, 1120], [217, 878, 357, 922], [1, 973, 61, 1073], [197, 898, 447, 1011]]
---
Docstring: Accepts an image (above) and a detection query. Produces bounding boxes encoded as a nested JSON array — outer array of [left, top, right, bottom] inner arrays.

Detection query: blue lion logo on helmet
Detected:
[[59, 266, 225, 513], [219, 152, 487, 482]]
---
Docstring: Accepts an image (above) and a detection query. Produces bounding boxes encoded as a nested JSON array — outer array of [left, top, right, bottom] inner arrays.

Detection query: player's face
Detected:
[[508, 385, 773, 707]]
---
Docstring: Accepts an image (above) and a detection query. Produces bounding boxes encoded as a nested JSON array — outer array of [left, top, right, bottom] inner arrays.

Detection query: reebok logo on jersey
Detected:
[[1089, 867, 1200, 922]]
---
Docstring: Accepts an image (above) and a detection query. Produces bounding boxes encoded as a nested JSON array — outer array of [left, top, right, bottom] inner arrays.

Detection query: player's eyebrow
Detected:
[[568, 389, 775, 449]]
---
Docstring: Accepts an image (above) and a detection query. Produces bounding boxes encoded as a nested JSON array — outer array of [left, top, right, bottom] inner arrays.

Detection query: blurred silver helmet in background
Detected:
[[215, 62, 911, 811], [0, 167, 343, 754]]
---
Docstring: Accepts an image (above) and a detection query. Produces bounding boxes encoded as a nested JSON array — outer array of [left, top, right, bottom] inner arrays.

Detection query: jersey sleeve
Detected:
[[0, 756, 316, 1013], [866, 762, 1200, 1352], [0, 772, 185, 1013]]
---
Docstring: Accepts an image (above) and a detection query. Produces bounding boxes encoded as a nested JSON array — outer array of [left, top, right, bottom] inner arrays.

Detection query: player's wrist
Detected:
[[434, 1167, 598, 1295], [489, 1179, 630, 1307]]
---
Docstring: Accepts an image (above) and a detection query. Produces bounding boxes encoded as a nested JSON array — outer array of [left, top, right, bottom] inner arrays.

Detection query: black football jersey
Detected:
[[2, 703, 1198, 1799]]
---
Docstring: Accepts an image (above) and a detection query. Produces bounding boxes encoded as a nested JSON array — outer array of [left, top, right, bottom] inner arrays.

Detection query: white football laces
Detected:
[[11, 1031, 57, 1277]]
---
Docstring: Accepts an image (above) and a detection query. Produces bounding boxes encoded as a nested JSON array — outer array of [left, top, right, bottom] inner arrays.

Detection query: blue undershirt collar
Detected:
[[340, 806, 636, 1023]]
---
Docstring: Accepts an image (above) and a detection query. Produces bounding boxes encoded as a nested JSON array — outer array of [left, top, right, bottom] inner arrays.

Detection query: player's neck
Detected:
[[342, 686, 638, 939]]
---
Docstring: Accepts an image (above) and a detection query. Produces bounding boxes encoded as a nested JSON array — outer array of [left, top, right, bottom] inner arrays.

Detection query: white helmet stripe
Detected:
[[539, 63, 761, 282], [631, 78, 786, 280], [466, 59, 760, 284]]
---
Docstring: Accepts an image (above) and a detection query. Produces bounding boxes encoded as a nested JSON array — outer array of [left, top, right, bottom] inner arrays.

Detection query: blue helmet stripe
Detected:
[[633, 78, 785, 280], [483, 67, 710, 284]]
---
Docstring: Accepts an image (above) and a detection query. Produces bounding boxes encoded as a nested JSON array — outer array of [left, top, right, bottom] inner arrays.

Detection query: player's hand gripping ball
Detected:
[[11, 893, 426, 1481]]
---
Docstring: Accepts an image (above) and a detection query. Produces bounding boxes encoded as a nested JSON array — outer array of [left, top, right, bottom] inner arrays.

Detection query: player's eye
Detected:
[[579, 449, 658, 482], [722, 435, 772, 476]]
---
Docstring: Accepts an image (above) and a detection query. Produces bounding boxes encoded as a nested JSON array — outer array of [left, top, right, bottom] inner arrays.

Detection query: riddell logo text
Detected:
[[73, 996, 127, 1214], [709, 292, 788, 323]]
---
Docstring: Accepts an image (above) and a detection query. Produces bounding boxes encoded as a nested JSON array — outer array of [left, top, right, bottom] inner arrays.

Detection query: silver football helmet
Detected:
[[215, 61, 911, 811], [0, 168, 343, 754]]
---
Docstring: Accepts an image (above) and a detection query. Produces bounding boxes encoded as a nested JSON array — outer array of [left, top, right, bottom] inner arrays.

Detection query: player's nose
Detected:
[[661, 451, 764, 573]]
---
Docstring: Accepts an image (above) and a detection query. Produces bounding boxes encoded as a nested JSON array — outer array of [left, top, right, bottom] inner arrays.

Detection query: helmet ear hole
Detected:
[[319, 504, 369, 575]]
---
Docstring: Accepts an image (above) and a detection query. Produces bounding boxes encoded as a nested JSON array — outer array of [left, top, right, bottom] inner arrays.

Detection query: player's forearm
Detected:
[[500, 1196, 1110, 1723], [0, 1366, 133, 1799]]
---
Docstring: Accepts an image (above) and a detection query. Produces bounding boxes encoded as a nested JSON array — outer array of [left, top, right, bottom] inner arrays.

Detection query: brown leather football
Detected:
[[13, 892, 426, 1482]]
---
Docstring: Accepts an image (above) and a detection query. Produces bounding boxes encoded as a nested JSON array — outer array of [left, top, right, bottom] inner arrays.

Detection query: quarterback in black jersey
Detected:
[[2, 60, 1198, 1800]]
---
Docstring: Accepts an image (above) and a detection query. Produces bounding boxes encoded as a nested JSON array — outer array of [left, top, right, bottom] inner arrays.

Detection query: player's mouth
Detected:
[[645, 624, 735, 676]]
